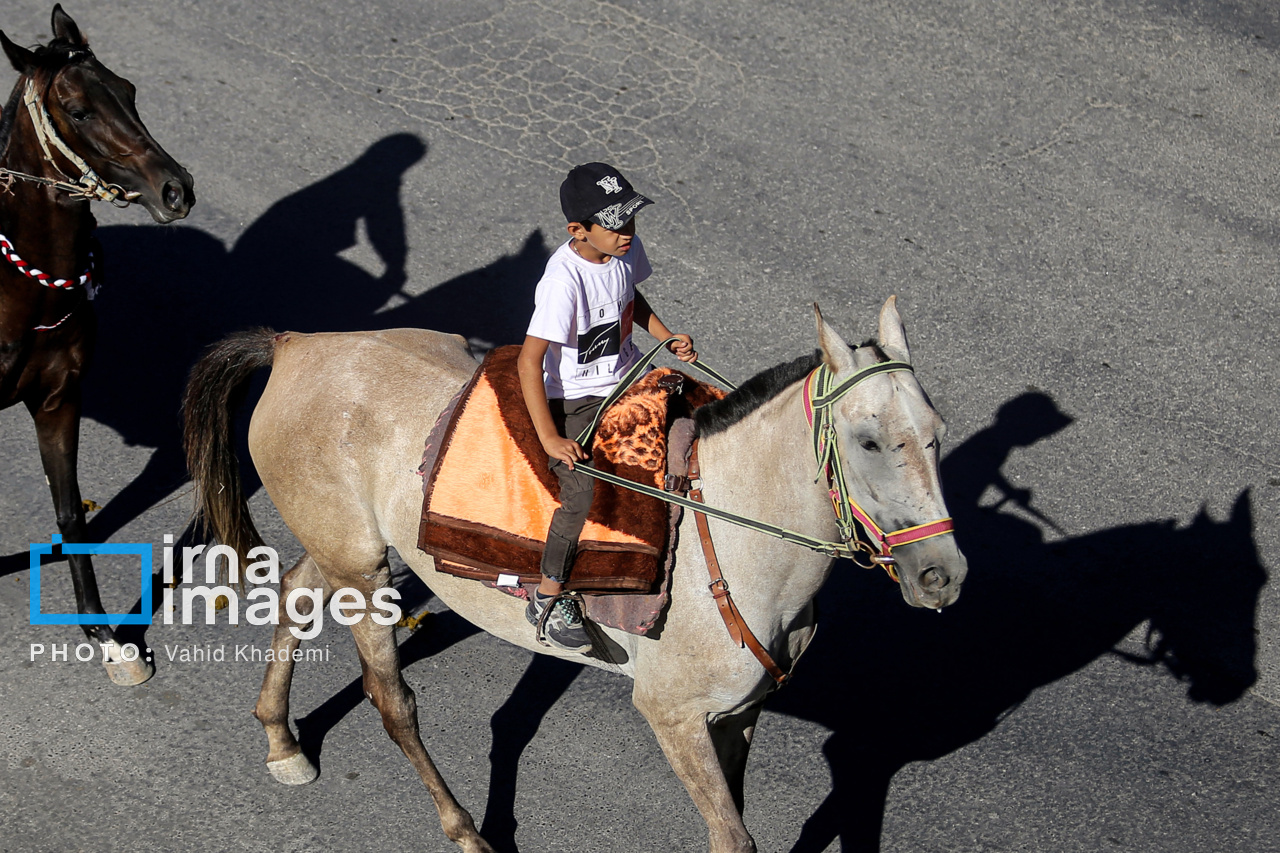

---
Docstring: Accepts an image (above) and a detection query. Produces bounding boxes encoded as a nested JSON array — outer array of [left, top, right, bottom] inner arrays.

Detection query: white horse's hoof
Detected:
[[267, 752, 319, 785], [102, 643, 155, 686]]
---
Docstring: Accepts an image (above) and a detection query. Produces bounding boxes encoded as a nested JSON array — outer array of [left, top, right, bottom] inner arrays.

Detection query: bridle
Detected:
[[574, 344, 955, 570], [570, 341, 958, 684], [801, 360, 955, 580], [0, 50, 139, 207]]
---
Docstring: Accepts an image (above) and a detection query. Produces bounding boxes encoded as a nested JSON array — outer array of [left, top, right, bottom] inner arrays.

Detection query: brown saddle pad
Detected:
[[486, 417, 697, 637], [417, 345, 724, 594]]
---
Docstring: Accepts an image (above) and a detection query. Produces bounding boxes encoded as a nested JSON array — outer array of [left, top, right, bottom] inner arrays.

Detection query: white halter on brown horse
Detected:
[[182, 296, 967, 853]]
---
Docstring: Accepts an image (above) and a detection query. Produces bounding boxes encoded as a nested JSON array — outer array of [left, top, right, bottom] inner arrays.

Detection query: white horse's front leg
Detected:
[[634, 691, 758, 853], [709, 703, 763, 816]]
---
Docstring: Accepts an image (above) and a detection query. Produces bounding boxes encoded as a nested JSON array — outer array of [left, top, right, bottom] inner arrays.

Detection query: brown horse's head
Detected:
[[0, 4, 194, 222]]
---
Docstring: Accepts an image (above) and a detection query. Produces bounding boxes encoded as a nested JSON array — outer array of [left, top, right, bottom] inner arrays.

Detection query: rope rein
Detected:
[[570, 338, 955, 568], [558, 338, 957, 685]]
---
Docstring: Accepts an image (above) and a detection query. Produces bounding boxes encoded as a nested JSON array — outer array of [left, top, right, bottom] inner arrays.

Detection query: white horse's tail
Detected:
[[181, 327, 278, 561]]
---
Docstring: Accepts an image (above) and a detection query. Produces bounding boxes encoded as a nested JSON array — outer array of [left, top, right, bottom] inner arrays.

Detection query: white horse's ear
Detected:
[[877, 295, 911, 363], [814, 303, 857, 374]]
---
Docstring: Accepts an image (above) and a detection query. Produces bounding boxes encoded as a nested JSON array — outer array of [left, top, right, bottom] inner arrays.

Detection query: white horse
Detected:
[[182, 297, 967, 853]]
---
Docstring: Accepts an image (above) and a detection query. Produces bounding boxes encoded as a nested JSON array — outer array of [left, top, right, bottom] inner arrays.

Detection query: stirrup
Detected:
[[530, 589, 590, 650]]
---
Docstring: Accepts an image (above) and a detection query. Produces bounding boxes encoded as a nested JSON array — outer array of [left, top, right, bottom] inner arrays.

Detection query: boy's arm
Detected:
[[634, 291, 697, 362], [518, 335, 589, 470]]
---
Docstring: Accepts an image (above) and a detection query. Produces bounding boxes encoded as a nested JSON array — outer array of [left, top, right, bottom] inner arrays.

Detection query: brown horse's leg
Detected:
[[253, 553, 330, 785], [28, 395, 153, 685], [708, 703, 764, 817], [347, 600, 495, 853], [634, 692, 758, 853]]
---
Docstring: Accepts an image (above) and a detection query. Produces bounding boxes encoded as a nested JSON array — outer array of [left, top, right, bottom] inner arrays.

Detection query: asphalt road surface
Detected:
[[1, 1, 1277, 851]]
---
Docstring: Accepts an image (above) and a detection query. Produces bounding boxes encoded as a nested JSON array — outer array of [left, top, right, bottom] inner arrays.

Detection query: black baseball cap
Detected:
[[560, 162, 654, 230]]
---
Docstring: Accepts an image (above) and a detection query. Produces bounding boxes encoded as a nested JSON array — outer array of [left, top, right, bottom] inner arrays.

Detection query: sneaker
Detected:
[[525, 591, 593, 653]]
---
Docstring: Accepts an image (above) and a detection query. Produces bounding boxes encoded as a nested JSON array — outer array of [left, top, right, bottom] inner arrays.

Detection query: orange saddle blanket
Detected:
[[417, 346, 724, 593]]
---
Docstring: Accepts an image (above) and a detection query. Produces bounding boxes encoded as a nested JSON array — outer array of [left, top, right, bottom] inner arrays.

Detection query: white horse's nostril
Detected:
[[919, 567, 948, 591]]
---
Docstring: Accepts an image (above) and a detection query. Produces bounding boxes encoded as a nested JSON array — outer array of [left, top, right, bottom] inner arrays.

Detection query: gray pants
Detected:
[[541, 395, 603, 583]]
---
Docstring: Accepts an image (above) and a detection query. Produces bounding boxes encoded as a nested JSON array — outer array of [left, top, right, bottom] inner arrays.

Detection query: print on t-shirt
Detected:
[[578, 318, 619, 363], [574, 298, 634, 378]]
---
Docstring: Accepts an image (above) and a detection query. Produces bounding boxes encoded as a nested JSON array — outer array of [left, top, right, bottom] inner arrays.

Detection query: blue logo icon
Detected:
[[29, 535, 153, 625]]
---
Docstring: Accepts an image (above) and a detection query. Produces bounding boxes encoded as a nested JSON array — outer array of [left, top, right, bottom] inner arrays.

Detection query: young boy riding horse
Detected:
[[517, 163, 696, 653]]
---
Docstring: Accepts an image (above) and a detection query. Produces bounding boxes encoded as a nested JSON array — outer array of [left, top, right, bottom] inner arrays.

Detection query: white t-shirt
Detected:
[[526, 235, 652, 399]]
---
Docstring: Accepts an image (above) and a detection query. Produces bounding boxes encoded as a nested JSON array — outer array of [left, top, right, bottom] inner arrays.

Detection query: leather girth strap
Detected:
[[687, 439, 792, 686]]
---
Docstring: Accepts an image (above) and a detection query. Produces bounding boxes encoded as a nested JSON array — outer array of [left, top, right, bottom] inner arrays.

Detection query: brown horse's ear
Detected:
[[0, 31, 36, 73], [814, 303, 857, 375], [51, 4, 87, 46]]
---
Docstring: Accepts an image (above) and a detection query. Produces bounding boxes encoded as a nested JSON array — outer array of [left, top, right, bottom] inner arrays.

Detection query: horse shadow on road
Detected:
[[291, 390, 1264, 853], [0, 131, 548, 580], [772, 391, 1267, 853]]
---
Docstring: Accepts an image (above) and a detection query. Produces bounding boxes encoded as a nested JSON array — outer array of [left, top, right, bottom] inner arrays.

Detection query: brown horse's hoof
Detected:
[[267, 752, 319, 785], [104, 655, 155, 686]]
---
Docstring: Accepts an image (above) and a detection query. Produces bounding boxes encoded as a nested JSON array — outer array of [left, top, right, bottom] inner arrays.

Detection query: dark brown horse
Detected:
[[1, 5, 193, 684]]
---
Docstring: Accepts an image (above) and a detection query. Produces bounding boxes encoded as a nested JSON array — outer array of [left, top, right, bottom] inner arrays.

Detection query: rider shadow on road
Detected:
[[1, 134, 553, 715], [81, 131, 542, 545], [0, 131, 547, 583], [772, 391, 1266, 853]]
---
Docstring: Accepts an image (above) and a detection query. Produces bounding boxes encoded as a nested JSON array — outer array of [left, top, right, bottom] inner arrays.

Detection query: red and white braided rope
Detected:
[[0, 232, 94, 290], [32, 307, 78, 331]]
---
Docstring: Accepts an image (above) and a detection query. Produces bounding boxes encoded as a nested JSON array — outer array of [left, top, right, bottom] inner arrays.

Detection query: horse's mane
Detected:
[[0, 38, 94, 156], [695, 350, 823, 437], [695, 340, 895, 437]]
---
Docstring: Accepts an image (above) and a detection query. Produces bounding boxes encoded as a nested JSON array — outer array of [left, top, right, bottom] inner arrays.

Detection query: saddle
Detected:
[[417, 346, 724, 601]]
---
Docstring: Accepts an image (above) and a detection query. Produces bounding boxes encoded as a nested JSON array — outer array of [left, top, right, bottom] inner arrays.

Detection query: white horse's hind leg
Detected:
[[635, 692, 758, 853], [348, 611, 496, 853], [253, 553, 330, 785]]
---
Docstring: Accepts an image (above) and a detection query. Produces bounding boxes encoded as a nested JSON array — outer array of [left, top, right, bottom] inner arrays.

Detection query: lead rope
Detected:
[[0, 233, 96, 291], [573, 337, 735, 449], [567, 340, 888, 559]]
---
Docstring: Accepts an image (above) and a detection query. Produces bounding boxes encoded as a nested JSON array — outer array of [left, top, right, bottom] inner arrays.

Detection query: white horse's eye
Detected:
[[860, 439, 880, 452]]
